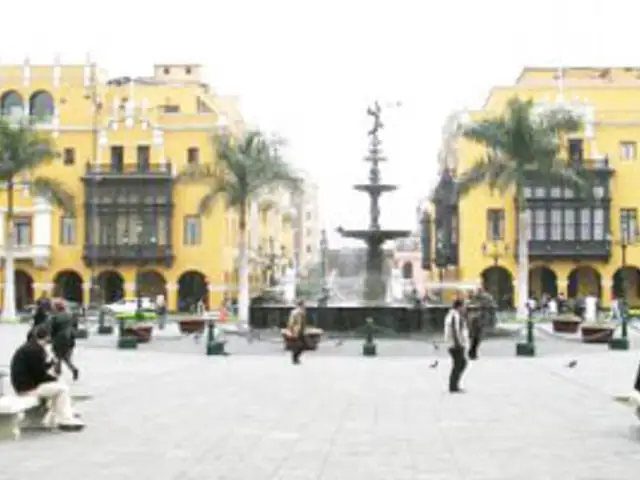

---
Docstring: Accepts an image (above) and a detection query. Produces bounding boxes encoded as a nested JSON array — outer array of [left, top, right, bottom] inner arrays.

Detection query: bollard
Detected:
[[609, 300, 630, 351], [362, 317, 377, 357], [117, 317, 137, 350], [75, 311, 89, 339], [97, 309, 114, 335], [515, 308, 535, 357], [206, 319, 226, 356]]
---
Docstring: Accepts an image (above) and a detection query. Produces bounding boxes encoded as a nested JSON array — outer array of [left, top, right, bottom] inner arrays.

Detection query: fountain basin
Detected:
[[250, 305, 451, 334]]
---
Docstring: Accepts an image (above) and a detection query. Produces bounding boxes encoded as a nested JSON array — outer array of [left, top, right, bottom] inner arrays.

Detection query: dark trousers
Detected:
[[468, 335, 481, 360], [448, 346, 467, 392], [291, 334, 306, 364], [634, 362, 640, 394]]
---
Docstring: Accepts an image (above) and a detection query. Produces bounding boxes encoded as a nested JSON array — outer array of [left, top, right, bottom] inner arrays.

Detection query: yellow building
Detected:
[[425, 66, 640, 308], [0, 59, 292, 312]]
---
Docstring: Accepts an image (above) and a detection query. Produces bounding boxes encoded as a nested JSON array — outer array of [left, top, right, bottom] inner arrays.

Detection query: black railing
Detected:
[[85, 162, 173, 177], [527, 239, 611, 259], [83, 244, 174, 265]]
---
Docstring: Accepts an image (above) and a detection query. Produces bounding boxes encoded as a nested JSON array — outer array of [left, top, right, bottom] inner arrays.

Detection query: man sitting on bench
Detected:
[[9, 324, 84, 429]]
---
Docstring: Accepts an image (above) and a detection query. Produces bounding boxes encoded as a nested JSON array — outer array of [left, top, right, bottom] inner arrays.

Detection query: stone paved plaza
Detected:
[[1, 323, 640, 479]]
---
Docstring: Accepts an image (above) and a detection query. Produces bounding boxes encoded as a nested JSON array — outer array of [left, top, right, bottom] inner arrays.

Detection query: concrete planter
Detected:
[[580, 324, 614, 344], [282, 328, 324, 351], [178, 318, 206, 335], [552, 315, 581, 334]]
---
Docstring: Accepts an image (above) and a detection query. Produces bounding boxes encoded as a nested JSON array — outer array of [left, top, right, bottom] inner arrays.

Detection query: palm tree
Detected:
[[456, 97, 590, 318], [0, 118, 75, 320], [178, 129, 301, 326]]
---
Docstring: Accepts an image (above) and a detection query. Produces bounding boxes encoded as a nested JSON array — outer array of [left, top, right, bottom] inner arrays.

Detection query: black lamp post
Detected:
[[116, 227, 140, 350], [609, 228, 637, 351], [362, 317, 377, 357], [84, 78, 112, 335], [481, 241, 510, 308], [134, 223, 144, 322], [318, 229, 329, 307]]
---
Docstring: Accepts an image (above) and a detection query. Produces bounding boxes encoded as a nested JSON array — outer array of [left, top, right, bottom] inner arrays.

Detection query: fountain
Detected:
[[249, 103, 452, 334], [337, 101, 411, 303]]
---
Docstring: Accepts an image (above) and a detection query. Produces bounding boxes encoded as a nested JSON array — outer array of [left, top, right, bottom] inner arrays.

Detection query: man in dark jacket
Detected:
[[10, 324, 84, 429], [27, 292, 52, 342], [50, 311, 80, 381]]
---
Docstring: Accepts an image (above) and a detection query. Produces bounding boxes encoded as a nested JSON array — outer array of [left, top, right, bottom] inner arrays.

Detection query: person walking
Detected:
[[50, 306, 80, 381], [287, 300, 307, 365], [27, 292, 52, 342], [467, 287, 493, 360], [444, 299, 468, 393]]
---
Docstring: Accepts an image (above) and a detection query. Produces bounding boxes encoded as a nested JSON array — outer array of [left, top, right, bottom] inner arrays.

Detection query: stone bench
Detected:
[[0, 395, 41, 440]]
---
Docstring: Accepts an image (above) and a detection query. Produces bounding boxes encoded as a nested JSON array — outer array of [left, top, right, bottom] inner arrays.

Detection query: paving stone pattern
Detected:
[[1, 324, 640, 479]]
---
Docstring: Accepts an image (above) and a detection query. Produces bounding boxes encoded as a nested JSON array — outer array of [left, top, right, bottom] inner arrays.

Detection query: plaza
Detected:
[[2, 323, 640, 480]]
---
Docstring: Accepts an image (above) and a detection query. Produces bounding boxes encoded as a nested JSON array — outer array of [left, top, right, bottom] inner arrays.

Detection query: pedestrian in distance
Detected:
[[287, 299, 308, 365], [443, 299, 468, 393]]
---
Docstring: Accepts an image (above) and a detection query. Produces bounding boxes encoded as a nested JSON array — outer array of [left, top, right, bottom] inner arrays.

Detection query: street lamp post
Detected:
[[116, 227, 140, 350], [83, 73, 113, 335], [134, 223, 144, 322], [609, 229, 637, 351], [319, 229, 329, 307], [480, 241, 510, 308]]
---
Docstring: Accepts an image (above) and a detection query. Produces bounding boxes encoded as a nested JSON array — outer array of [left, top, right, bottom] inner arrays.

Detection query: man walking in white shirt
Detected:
[[444, 299, 468, 393]]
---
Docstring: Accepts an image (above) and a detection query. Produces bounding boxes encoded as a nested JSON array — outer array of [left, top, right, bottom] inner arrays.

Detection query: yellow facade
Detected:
[[0, 60, 293, 311], [445, 67, 640, 307]]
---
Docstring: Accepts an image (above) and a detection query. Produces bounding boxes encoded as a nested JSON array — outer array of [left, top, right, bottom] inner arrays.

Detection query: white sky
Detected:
[[0, 0, 628, 247]]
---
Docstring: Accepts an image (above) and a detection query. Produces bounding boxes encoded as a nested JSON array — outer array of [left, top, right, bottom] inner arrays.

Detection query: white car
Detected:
[[103, 298, 155, 315]]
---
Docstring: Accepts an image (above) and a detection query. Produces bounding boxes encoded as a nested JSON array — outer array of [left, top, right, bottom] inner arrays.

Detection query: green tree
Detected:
[[178, 129, 301, 325], [0, 118, 75, 319], [456, 97, 590, 318]]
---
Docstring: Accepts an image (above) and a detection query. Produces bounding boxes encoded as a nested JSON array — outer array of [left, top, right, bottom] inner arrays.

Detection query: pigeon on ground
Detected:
[[335, 339, 344, 347], [429, 360, 439, 368], [432, 342, 440, 351], [566, 360, 578, 368]]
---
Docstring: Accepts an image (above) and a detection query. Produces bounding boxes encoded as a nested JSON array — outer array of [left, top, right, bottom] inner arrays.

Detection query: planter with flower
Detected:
[[117, 311, 156, 343]]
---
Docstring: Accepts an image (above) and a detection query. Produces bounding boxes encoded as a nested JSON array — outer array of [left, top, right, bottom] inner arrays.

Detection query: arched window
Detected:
[[29, 90, 55, 120], [0, 91, 24, 117]]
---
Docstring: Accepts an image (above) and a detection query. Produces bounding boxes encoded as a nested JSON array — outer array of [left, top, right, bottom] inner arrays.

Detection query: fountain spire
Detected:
[[337, 102, 411, 303]]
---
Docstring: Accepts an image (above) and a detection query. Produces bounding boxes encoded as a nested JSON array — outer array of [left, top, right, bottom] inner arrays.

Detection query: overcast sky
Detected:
[[0, 0, 627, 246]]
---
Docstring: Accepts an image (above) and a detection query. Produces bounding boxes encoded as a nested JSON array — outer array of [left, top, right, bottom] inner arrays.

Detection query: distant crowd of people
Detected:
[[527, 291, 626, 323]]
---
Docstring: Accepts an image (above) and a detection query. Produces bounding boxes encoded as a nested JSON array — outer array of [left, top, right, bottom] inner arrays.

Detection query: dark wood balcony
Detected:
[[83, 162, 173, 180], [527, 240, 611, 260], [83, 244, 174, 266]]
